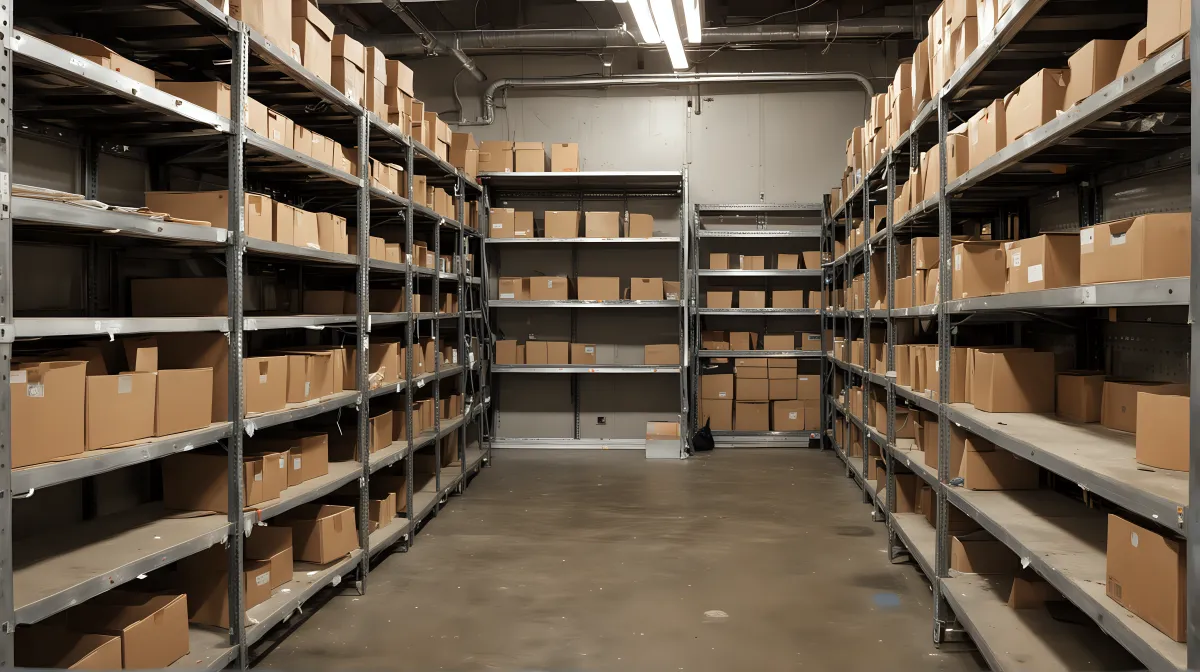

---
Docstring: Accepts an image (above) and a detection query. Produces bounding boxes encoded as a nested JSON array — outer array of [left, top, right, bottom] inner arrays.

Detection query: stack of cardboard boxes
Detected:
[[497, 276, 680, 302], [699, 332, 821, 432], [478, 141, 580, 173], [489, 209, 658, 239], [495, 340, 679, 366]]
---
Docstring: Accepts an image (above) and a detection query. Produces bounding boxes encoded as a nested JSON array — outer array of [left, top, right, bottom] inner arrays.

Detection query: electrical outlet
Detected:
[[596, 416, 606, 425]]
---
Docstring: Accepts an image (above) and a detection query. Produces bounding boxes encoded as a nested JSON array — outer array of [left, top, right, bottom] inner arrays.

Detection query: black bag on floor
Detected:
[[692, 419, 715, 452]]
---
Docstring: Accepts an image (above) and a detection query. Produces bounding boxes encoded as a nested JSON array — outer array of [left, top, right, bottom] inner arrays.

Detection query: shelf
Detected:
[[940, 573, 1142, 672], [410, 489, 439, 527], [244, 550, 364, 647], [890, 512, 935, 582], [369, 440, 412, 474], [698, 308, 818, 316], [13, 316, 229, 338], [885, 437, 938, 489], [13, 197, 228, 245], [712, 431, 818, 447], [944, 404, 1187, 536], [894, 384, 940, 414], [169, 626, 237, 672], [251, 460, 362, 523], [13, 423, 231, 493], [699, 350, 822, 359], [698, 269, 822, 278], [244, 237, 359, 267], [491, 300, 679, 309], [946, 279, 1189, 313], [492, 365, 680, 374], [485, 236, 681, 245], [15, 504, 228, 625], [245, 315, 356, 331], [890, 305, 937, 318], [243, 131, 364, 192], [368, 514, 415, 558], [697, 227, 822, 238], [479, 170, 683, 195], [945, 488, 1185, 672], [244, 391, 361, 434], [695, 203, 823, 214]]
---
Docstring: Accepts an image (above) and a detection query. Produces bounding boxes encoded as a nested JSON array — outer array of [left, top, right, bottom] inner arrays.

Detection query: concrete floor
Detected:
[[258, 449, 985, 671]]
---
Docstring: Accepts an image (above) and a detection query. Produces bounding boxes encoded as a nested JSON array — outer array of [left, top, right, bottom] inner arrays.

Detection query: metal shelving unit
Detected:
[[4, 2, 492, 668], [482, 170, 688, 453], [691, 203, 824, 448], [823, 3, 1196, 669]]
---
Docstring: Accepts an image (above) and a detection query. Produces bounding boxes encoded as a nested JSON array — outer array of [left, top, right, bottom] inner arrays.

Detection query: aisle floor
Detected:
[[257, 449, 984, 671]]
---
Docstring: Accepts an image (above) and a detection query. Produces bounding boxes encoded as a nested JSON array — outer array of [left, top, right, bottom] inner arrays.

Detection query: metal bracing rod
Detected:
[[1187, 4, 1200, 664], [933, 94, 954, 644], [0, 0, 15, 661], [225, 24, 250, 670], [354, 113, 372, 591], [404, 144, 416, 544]]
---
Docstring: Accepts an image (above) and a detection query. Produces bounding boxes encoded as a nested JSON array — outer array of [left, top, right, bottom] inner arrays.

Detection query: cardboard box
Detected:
[[763, 334, 795, 350], [489, 208, 515, 238], [1064, 39, 1126, 110], [967, 99, 1006, 170], [44, 35, 158, 87], [156, 81, 268, 136], [1147, 0, 1190, 57], [1100, 380, 1190, 433], [304, 290, 352, 315], [293, 208, 320, 250], [737, 378, 769, 401], [769, 378, 798, 400], [645, 344, 679, 366], [776, 254, 799, 270], [913, 237, 939, 270], [1079, 213, 1190, 285], [514, 211, 534, 238], [578, 277, 620, 301], [550, 143, 579, 172], [969, 349, 1055, 413], [710, 253, 730, 270], [450, 132, 478, 170], [244, 355, 288, 414], [772, 401, 805, 431], [738, 255, 766, 270], [498, 277, 530, 301], [630, 277, 664, 301], [514, 141, 546, 171], [570, 343, 597, 365], [278, 503, 359, 564], [144, 190, 247, 229], [479, 140, 514, 172], [738, 290, 766, 308], [585, 211, 620, 238], [11, 360, 87, 468], [1007, 233, 1079, 293], [772, 290, 805, 309], [178, 546, 271, 628], [291, 0, 334, 83], [386, 58, 414, 97], [627, 213, 655, 238], [962, 442, 1040, 490], [730, 332, 757, 351], [280, 351, 335, 403], [702, 374, 734, 400], [1005, 69, 1068, 144], [951, 242, 1006, 299], [706, 290, 732, 308], [1008, 570, 1060, 609], [67, 592, 189, 669], [1056, 371, 1105, 423], [15, 626, 123, 670], [525, 341, 549, 366], [530, 276, 569, 301], [701, 399, 733, 430], [331, 34, 365, 105], [316, 212, 349, 254], [495, 340, 523, 365], [800, 333, 823, 352], [1106, 514, 1185, 642], [1135, 392, 1189, 471], [245, 525, 293, 590], [156, 368, 214, 436], [950, 536, 1021, 574], [735, 402, 770, 431], [544, 211, 579, 238], [259, 432, 328, 486], [545, 342, 570, 365], [85, 371, 155, 450], [1117, 28, 1148, 78]]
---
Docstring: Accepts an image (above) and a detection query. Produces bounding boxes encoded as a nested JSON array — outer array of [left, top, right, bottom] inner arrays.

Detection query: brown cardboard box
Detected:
[[525, 341, 549, 366], [1147, 0, 1190, 57], [1080, 213, 1190, 285], [363, 46, 387, 116], [11, 360, 87, 468], [768, 359, 797, 377], [273, 201, 298, 245], [512, 211, 534, 238], [245, 525, 293, 590], [664, 281, 681, 301], [156, 81, 268, 136], [544, 211, 579, 238], [1056, 371, 1105, 423], [738, 255, 766, 270], [702, 399, 733, 430], [550, 143, 579, 172], [1005, 69, 1068, 144], [252, 432, 329, 486], [156, 368, 214, 436], [630, 277, 664, 301], [546, 342, 570, 365], [708, 290, 733, 308], [1063, 40, 1125, 110], [514, 141, 546, 172], [1136, 392, 1189, 471], [280, 351, 335, 403], [293, 208, 320, 250], [735, 402, 770, 431], [44, 35, 158, 87], [702, 374, 734, 400], [331, 34, 365, 105], [701, 331, 730, 351], [772, 290, 805, 309], [962, 442, 1040, 490], [15, 626, 123, 670], [710, 253, 730, 270], [737, 378, 769, 401], [800, 333, 823, 352], [1007, 233, 1079, 292], [772, 401, 805, 431], [478, 140, 514, 172], [769, 378, 798, 400], [1117, 28, 1148, 78], [530, 276, 569, 301], [913, 237, 939, 270], [645, 345, 679, 366], [585, 211, 621, 238], [796, 375, 819, 401], [951, 242, 1006, 299], [926, 346, 970, 403], [278, 503, 359, 564], [144, 190, 250, 229], [496, 341, 523, 365], [950, 536, 1021, 574], [730, 332, 757, 351], [291, 0, 334, 83], [498, 277, 530, 301], [304, 290, 352, 315], [970, 349, 1055, 413], [738, 291, 766, 308], [967, 99, 1006, 170], [178, 546, 271, 628], [627, 213, 655, 237], [763, 334, 794, 350], [68, 592, 189, 669], [266, 108, 293, 149], [578, 277, 620, 301], [450, 132, 478, 170], [571, 343, 597, 364], [163, 450, 264, 513], [316, 212, 349, 254], [1101, 380, 1189, 433], [1106, 514, 1185, 642], [776, 254, 800, 270], [85, 371, 155, 450], [244, 355, 288, 414], [386, 59, 414, 99], [1008, 570, 1060, 609], [489, 208, 515, 238]]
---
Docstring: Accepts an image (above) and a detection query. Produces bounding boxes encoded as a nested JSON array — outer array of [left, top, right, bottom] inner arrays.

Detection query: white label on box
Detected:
[[26, 382, 43, 398], [954, 252, 961, 271], [492, 223, 503, 229], [453, 351, 459, 364], [1130, 532, 1139, 548], [1110, 232, 1127, 246], [1080, 229, 1094, 246], [1027, 264, 1043, 283], [799, 377, 810, 381], [789, 412, 798, 420], [279, 457, 286, 469], [293, 456, 302, 470], [254, 472, 262, 481], [516, 231, 528, 237], [546, 279, 554, 288], [1011, 250, 1021, 267], [11, 370, 25, 384], [259, 374, 268, 384], [118, 375, 133, 394], [304, 382, 311, 397], [718, 391, 727, 398], [935, 359, 940, 371], [257, 571, 271, 586], [585, 346, 595, 353]]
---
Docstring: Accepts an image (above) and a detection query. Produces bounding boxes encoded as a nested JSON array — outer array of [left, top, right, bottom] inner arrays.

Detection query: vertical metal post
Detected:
[[819, 198, 828, 449], [224, 24, 249, 669], [432, 216, 442, 493], [933, 93, 954, 643], [690, 209, 700, 435], [1187, 4, 1200, 664], [860, 175, 871, 502], [479, 189, 493, 456], [678, 166, 689, 455], [354, 114, 371, 589], [456, 181, 467, 468], [0, 0, 14, 660], [404, 144, 416, 538], [884, 151, 897, 545]]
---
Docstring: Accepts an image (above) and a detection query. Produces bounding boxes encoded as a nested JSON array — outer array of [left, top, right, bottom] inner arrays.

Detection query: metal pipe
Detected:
[[376, 0, 488, 81], [457, 72, 875, 126], [371, 19, 912, 55]]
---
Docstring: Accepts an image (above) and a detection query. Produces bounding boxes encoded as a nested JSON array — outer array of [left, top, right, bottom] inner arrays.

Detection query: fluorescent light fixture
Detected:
[[683, 0, 701, 43], [623, 0, 661, 44], [649, 0, 688, 69]]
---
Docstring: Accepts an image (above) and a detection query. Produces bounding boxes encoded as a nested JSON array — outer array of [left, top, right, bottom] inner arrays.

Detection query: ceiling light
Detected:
[[682, 0, 701, 43], [649, 0, 688, 69], [623, 0, 661, 44]]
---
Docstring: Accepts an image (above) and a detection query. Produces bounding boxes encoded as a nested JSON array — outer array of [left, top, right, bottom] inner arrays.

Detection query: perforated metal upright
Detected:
[[932, 93, 954, 645], [353, 113, 372, 589], [403, 143, 417, 536], [1188, 9, 1199, 665], [860, 176, 872, 501], [0, 0, 16, 663], [883, 151, 898, 555]]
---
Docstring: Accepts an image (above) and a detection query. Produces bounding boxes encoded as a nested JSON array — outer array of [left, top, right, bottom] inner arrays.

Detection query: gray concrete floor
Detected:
[[258, 449, 985, 671]]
